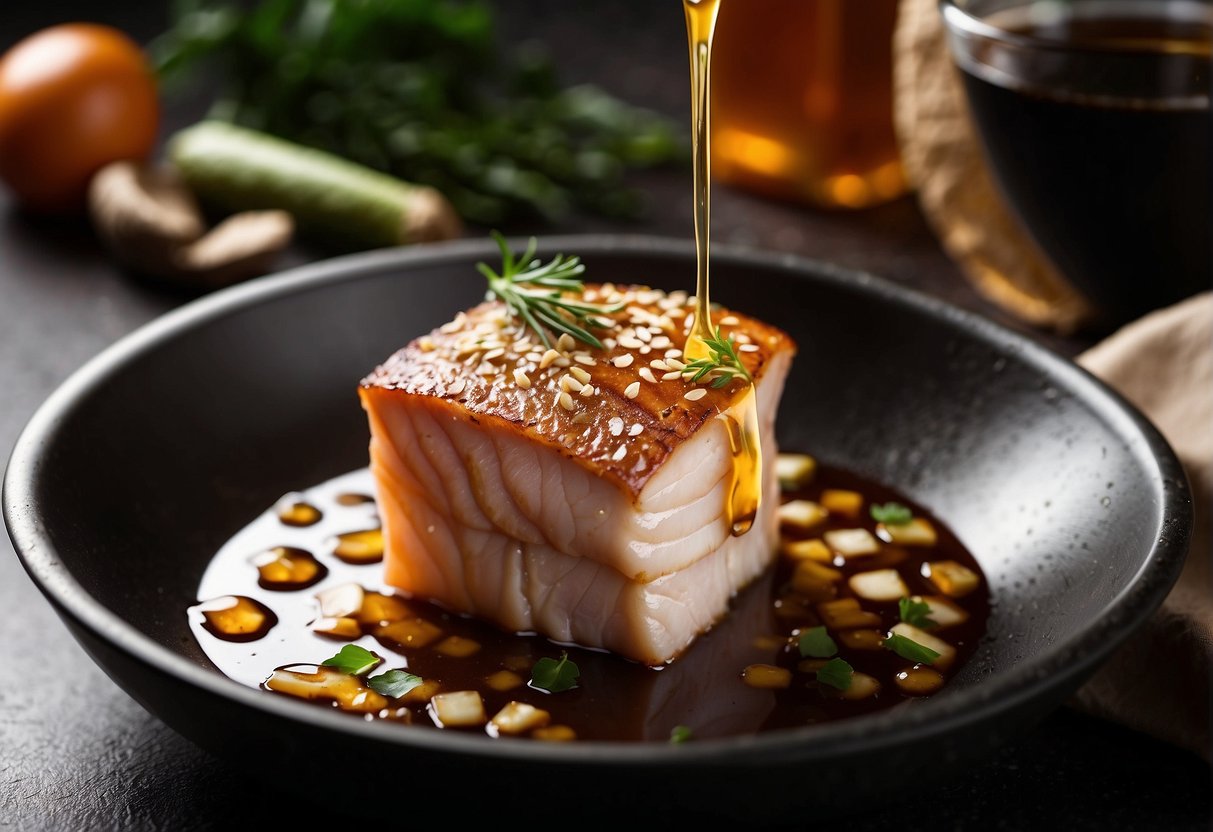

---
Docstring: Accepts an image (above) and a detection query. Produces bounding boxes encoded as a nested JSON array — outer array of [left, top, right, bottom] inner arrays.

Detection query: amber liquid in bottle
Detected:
[[683, 0, 762, 537], [710, 0, 906, 208]]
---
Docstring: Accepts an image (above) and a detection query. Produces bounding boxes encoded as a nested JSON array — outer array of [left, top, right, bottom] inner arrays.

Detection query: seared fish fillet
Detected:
[[360, 285, 795, 665]]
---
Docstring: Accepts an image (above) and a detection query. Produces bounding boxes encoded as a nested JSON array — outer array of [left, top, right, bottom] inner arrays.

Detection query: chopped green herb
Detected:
[[898, 597, 938, 629], [367, 669, 424, 698], [669, 725, 693, 744], [870, 502, 913, 525], [479, 232, 622, 349], [681, 326, 752, 387], [530, 651, 580, 693], [798, 626, 838, 659], [883, 633, 941, 665], [815, 657, 854, 691], [321, 644, 381, 676]]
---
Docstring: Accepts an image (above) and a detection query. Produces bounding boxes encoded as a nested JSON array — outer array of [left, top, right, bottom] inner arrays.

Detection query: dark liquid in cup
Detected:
[[960, 8, 1211, 325]]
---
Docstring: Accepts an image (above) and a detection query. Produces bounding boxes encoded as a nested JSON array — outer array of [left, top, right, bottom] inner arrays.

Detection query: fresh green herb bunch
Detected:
[[153, 0, 683, 224]]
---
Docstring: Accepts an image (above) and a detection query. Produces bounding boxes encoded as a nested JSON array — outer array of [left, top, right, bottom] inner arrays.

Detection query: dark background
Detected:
[[0, 2, 1208, 829]]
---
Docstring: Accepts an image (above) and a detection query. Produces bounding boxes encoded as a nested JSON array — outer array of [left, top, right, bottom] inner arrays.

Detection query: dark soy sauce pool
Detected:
[[189, 462, 990, 741]]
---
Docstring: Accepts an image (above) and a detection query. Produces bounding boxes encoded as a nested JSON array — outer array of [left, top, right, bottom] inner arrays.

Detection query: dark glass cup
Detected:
[[942, 0, 1212, 326]]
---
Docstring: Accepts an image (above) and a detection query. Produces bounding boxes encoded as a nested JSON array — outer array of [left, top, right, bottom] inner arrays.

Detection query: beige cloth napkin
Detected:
[[1074, 293, 1212, 758]]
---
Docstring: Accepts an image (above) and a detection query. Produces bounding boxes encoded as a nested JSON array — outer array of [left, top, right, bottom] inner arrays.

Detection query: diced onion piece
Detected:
[[876, 517, 938, 547], [838, 629, 885, 650], [435, 635, 481, 658], [922, 560, 981, 598], [778, 500, 829, 532], [489, 702, 552, 736], [533, 725, 577, 742], [266, 667, 388, 713], [485, 670, 524, 692], [400, 679, 441, 705], [848, 568, 909, 602], [311, 616, 361, 639], [823, 528, 880, 557], [781, 538, 833, 563], [315, 582, 365, 619], [895, 666, 944, 696], [889, 623, 957, 670], [838, 672, 880, 701], [429, 690, 487, 728], [355, 591, 412, 625], [820, 489, 863, 519], [742, 664, 792, 689], [817, 598, 882, 629], [918, 595, 969, 629], [776, 453, 817, 490], [791, 560, 842, 602], [374, 617, 443, 649]]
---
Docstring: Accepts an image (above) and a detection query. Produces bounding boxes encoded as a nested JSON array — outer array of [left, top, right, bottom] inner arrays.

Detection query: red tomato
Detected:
[[0, 24, 159, 213]]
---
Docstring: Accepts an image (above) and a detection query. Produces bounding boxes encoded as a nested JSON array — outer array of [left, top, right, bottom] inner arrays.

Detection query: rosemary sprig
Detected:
[[477, 232, 622, 350], [682, 327, 753, 388]]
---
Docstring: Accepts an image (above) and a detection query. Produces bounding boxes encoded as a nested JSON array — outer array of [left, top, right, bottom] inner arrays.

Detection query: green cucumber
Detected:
[[168, 121, 460, 249]]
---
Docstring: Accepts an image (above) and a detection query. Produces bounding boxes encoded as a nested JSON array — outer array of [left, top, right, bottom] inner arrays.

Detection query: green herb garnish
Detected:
[[367, 669, 424, 698], [870, 501, 913, 525], [479, 232, 622, 349], [321, 644, 381, 676], [681, 327, 752, 388], [669, 725, 693, 744], [883, 633, 941, 665], [898, 597, 938, 630], [798, 626, 838, 659], [530, 651, 581, 693], [815, 657, 854, 691]]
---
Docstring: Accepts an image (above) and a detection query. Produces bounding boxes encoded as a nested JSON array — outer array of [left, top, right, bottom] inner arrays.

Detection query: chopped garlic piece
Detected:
[[849, 569, 909, 602], [823, 528, 880, 557], [923, 560, 980, 598], [742, 664, 792, 689], [889, 623, 957, 670], [820, 489, 863, 519], [780, 538, 832, 563], [877, 517, 938, 547], [489, 701, 552, 736], [429, 691, 487, 728], [777, 500, 829, 532], [315, 583, 365, 619], [775, 453, 817, 490]]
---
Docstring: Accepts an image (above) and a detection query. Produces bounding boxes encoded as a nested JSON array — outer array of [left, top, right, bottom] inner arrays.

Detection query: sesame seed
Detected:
[[721, 315, 740, 326], [570, 366, 591, 384], [608, 417, 625, 436], [650, 359, 669, 371], [513, 368, 532, 389], [612, 354, 635, 368], [448, 378, 467, 395], [665, 348, 682, 359], [572, 412, 592, 424], [482, 348, 505, 362], [554, 357, 571, 368], [625, 381, 641, 399], [662, 371, 682, 381], [611, 445, 627, 462], [684, 388, 708, 401], [558, 391, 576, 411], [560, 375, 584, 393], [573, 354, 596, 366], [557, 333, 576, 352], [418, 337, 437, 352], [539, 349, 561, 369], [739, 344, 760, 353], [650, 335, 672, 349], [579, 383, 595, 397], [665, 357, 686, 370], [629, 423, 644, 436], [636, 328, 652, 343], [640, 345, 652, 355], [619, 336, 644, 350], [639, 367, 657, 383]]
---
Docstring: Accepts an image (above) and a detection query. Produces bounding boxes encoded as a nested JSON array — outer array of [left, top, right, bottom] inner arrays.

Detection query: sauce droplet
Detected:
[[276, 497, 323, 527], [251, 546, 328, 591], [193, 595, 278, 642], [335, 492, 376, 506], [333, 528, 385, 564], [264, 664, 395, 715]]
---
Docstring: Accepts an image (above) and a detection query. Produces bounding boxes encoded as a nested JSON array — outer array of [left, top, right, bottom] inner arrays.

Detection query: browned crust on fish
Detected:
[[360, 284, 795, 496]]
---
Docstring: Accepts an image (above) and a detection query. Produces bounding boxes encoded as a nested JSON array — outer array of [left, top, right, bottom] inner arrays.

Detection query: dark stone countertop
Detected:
[[0, 2, 1207, 829]]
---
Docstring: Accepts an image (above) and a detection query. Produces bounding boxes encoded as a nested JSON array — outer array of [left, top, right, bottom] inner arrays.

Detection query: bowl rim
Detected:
[[3, 234, 1192, 765]]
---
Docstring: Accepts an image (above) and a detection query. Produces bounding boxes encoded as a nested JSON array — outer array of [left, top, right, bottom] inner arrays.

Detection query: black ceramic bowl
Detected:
[[4, 237, 1190, 823]]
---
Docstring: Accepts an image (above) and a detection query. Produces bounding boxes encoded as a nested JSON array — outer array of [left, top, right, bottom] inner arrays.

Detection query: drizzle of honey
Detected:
[[683, 0, 761, 537]]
